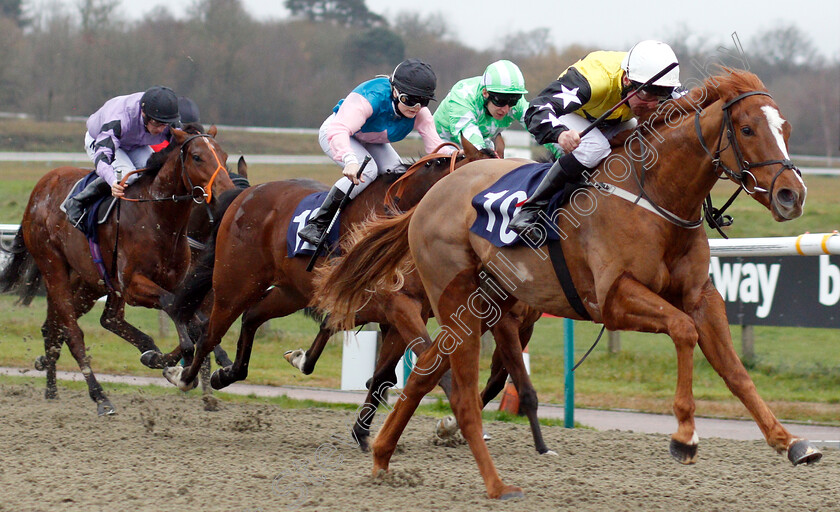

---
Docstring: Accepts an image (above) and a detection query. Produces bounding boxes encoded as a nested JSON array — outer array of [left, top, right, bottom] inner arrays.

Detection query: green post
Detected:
[[564, 318, 574, 428], [403, 348, 415, 385]]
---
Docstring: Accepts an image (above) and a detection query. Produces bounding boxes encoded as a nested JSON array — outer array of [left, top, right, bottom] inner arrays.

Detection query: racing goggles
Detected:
[[395, 88, 432, 108], [487, 92, 522, 108]]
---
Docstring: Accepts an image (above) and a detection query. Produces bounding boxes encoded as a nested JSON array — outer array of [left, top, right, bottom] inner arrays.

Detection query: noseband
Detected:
[[119, 133, 227, 204], [695, 91, 801, 234]]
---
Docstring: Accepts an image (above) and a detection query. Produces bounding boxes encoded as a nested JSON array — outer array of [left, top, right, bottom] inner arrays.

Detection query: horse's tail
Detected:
[[312, 208, 416, 331], [0, 228, 42, 305], [172, 189, 244, 323]]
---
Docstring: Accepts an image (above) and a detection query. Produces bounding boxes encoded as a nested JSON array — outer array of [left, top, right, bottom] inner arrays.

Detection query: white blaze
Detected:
[[761, 105, 806, 189]]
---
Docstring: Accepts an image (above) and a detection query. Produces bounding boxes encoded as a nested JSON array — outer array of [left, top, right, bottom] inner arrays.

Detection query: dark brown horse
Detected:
[[0, 127, 234, 415], [314, 70, 820, 499]]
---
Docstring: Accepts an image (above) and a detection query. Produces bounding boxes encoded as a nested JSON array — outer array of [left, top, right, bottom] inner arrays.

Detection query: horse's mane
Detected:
[[670, 68, 768, 113]]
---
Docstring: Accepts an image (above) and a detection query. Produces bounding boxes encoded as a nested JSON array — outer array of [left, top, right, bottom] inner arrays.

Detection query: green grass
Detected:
[[1, 294, 838, 424]]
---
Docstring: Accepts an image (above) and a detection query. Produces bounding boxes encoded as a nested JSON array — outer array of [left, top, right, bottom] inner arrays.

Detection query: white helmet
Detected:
[[621, 40, 681, 88]]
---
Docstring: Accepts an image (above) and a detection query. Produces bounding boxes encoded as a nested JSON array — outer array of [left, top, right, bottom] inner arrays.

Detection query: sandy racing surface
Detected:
[[0, 382, 837, 512]]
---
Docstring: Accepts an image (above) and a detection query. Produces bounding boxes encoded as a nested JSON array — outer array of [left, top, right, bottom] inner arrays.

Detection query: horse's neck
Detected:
[[610, 106, 725, 221], [143, 159, 191, 227]]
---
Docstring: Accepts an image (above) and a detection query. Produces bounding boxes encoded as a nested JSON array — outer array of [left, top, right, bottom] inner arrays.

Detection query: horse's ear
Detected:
[[208, 125, 217, 137], [237, 156, 248, 178], [171, 127, 188, 145], [460, 134, 480, 160]]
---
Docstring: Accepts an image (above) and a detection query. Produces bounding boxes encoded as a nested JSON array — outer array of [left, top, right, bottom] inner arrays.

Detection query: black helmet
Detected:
[[140, 86, 180, 124], [390, 58, 436, 99], [177, 96, 200, 124]]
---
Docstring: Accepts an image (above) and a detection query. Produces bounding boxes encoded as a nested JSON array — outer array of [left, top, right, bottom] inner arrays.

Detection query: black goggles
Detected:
[[396, 91, 431, 108], [487, 92, 521, 108], [630, 82, 674, 102]]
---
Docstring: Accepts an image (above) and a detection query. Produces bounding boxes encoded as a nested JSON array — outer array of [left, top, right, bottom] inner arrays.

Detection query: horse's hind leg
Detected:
[[36, 315, 64, 400], [691, 281, 820, 464], [484, 307, 553, 455], [352, 324, 410, 452], [372, 269, 522, 500], [44, 291, 115, 415]]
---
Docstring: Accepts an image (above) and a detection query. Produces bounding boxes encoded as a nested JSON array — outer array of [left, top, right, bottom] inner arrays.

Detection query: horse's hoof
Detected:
[[140, 350, 165, 369], [499, 486, 525, 500], [210, 369, 229, 390], [669, 438, 699, 464], [540, 449, 559, 456], [283, 349, 306, 373], [162, 366, 198, 392], [788, 439, 822, 465], [34, 356, 46, 371], [435, 415, 459, 440], [352, 429, 370, 452], [97, 400, 116, 416], [483, 430, 491, 441], [44, 388, 57, 400], [162, 365, 182, 386]]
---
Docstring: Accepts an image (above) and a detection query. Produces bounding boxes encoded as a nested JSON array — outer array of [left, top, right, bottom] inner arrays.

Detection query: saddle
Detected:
[[61, 173, 118, 241]]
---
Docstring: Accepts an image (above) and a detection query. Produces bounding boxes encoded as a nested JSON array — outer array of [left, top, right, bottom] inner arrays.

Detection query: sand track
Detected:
[[0, 383, 837, 512]]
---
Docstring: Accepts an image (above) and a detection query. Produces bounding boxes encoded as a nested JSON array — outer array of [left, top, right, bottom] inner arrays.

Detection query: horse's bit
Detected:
[[117, 133, 227, 204], [695, 91, 802, 231]]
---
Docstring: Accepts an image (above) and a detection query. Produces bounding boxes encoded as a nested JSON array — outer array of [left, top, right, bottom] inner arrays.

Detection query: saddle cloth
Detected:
[[61, 172, 118, 242], [469, 162, 584, 248], [286, 190, 341, 258]]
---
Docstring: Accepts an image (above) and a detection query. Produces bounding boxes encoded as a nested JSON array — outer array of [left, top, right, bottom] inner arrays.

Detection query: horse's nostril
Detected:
[[776, 188, 796, 208]]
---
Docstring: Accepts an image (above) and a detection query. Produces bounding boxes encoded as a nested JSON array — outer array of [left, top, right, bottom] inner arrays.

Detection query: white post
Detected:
[[340, 330, 377, 391]]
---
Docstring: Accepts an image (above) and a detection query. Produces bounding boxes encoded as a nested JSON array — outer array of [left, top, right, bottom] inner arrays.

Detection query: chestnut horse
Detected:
[[0, 128, 234, 415], [314, 70, 820, 499]]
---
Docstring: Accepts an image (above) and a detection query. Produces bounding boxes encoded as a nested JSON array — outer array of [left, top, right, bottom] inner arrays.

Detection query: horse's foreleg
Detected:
[[692, 281, 821, 465], [99, 294, 160, 356], [122, 275, 188, 367], [602, 273, 700, 463]]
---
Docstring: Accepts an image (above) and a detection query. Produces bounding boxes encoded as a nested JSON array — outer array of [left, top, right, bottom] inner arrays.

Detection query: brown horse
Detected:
[[314, 70, 819, 499], [163, 141, 540, 448], [0, 127, 234, 415]]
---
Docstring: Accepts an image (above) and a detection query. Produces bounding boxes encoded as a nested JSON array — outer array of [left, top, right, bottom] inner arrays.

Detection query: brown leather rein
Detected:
[[384, 141, 463, 210]]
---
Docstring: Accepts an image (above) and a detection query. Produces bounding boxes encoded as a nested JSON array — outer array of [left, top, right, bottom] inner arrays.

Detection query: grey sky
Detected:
[[93, 0, 840, 59]]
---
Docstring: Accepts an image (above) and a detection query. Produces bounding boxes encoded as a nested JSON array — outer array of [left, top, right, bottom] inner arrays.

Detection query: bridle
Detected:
[[117, 133, 228, 204], [384, 141, 464, 211], [694, 91, 801, 235]]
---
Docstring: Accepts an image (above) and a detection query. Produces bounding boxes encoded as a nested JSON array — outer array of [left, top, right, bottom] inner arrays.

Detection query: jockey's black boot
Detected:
[[65, 177, 110, 227], [298, 186, 346, 245], [509, 153, 586, 237]]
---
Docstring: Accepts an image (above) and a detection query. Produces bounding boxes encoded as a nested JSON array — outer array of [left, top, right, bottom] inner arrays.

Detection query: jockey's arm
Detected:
[[524, 67, 593, 147], [327, 92, 373, 167], [414, 109, 456, 155]]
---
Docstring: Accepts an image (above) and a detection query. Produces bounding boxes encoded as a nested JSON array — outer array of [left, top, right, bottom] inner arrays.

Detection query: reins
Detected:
[[108, 132, 227, 287], [116, 134, 227, 205], [384, 142, 463, 210]]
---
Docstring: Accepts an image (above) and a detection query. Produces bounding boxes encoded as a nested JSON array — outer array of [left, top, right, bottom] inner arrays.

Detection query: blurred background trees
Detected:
[[0, 0, 835, 156]]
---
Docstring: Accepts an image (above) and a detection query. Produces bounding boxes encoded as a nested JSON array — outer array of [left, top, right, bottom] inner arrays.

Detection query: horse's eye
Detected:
[[192, 154, 202, 163], [741, 126, 754, 136]]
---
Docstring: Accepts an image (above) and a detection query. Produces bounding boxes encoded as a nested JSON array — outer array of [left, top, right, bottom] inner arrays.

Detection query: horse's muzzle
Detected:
[[772, 186, 805, 221]]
